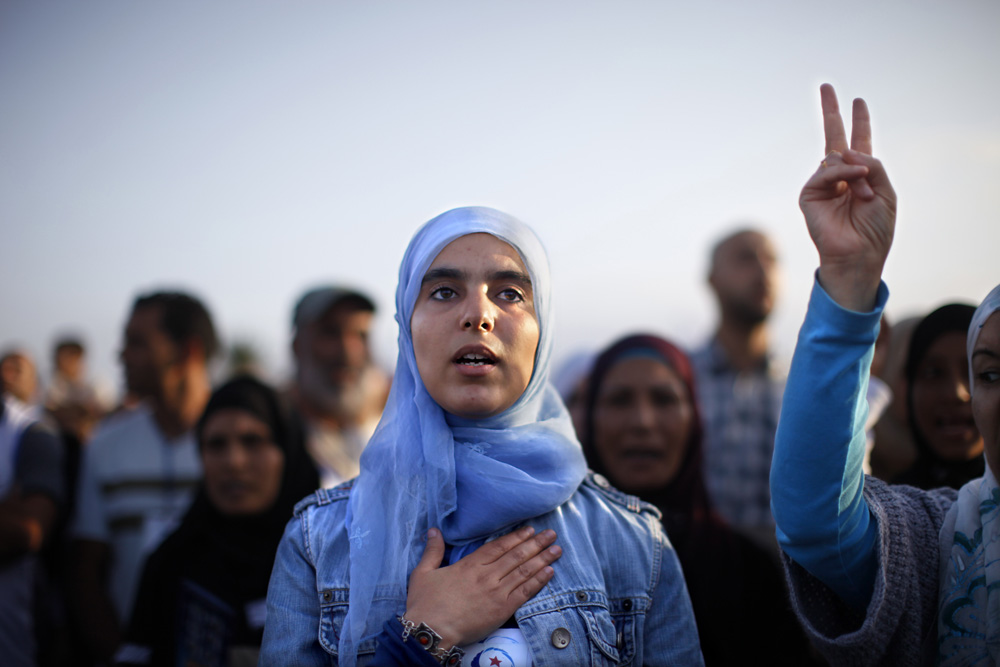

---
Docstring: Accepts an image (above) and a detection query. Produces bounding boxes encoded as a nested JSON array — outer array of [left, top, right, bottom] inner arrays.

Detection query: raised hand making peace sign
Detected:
[[801, 84, 897, 312]]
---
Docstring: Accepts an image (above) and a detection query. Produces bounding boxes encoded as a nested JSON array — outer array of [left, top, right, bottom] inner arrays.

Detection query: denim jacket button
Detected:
[[321, 590, 332, 602], [575, 591, 587, 601], [551, 627, 571, 649], [622, 598, 633, 611], [593, 474, 611, 489]]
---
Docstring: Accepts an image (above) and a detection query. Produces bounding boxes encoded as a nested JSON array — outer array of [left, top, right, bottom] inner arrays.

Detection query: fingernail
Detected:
[[542, 529, 556, 539], [428, 528, 439, 538], [549, 545, 561, 556], [521, 525, 535, 537]]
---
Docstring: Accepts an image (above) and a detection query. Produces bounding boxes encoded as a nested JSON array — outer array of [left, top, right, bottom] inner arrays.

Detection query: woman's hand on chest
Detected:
[[402, 525, 562, 650]]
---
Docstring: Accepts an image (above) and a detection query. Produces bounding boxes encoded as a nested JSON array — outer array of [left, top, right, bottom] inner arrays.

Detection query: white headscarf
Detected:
[[937, 283, 1000, 664], [338, 207, 586, 664]]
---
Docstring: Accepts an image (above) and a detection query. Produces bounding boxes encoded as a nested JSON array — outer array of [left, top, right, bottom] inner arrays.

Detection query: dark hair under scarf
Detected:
[[194, 374, 320, 523], [181, 374, 320, 585], [895, 303, 983, 490], [582, 334, 713, 526], [122, 377, 320, 665]]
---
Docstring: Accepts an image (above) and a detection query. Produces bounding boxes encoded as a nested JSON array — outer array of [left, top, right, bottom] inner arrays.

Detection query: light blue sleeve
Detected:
[[769, 277, 887, 610]]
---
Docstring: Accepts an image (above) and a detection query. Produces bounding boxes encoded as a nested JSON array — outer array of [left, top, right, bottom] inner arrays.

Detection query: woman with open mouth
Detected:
[[260, 207, 703, 666], [891, 302, 984, 490], [581, 333, 820, 665]]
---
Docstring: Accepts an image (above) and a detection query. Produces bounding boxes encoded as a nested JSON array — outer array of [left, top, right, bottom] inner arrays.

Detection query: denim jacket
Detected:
[[261, 472, 703, 666]]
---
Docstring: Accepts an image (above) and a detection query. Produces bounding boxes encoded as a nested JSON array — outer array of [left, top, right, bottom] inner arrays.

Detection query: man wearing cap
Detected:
[[291, 287, 389, 488]]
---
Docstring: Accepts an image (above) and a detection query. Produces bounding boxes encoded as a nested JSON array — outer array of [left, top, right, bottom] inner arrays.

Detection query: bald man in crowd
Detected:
[[689, 228, 785, 550]]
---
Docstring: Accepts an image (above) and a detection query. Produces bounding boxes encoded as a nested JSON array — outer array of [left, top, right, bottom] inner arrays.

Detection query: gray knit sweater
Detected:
[[783, 477, 958, 666]]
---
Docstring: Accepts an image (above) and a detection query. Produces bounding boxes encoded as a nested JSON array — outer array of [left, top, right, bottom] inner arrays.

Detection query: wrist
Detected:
[[398, 616, 464, 666], [817, 263, 883, 313], [402, 608, 459, 649]]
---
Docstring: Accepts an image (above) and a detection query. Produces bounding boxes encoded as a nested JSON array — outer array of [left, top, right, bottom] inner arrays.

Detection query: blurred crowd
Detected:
[[0, 224, 984, 666]]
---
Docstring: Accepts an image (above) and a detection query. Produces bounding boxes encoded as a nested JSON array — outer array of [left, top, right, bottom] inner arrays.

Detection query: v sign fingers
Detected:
[[822, 84, 849, 155], [802, 84, 897, 313], [851, 97, 873, 155]]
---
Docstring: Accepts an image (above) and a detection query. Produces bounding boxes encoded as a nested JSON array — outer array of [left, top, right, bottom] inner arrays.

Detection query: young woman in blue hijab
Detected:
[[261, 207, 702, 666]]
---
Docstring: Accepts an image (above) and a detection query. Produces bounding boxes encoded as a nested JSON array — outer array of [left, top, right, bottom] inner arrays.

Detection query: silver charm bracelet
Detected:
[[398, 616, 465, 666]]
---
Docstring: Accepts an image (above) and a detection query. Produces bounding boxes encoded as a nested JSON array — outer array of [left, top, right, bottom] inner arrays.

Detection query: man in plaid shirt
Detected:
[[690, 229, 785, 551]]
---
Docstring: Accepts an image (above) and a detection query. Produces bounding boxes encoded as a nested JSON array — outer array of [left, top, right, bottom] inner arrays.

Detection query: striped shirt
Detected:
[[72, 405, 201, 621]]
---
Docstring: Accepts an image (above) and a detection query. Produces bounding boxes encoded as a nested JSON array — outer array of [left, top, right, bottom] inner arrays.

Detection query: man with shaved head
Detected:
[[690, 228, 785, 550]]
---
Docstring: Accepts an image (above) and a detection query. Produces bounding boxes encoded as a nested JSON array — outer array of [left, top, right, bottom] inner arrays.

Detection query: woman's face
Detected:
[[411, 233, 540, 419], [973, 313, 1000, 477], [912, 331, 983, 461], [200, 408, 285, 515], [592, 357, 693, 493]]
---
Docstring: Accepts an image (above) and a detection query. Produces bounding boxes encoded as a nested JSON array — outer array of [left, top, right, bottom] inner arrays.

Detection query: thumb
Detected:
[[415, 527, 445, 572]]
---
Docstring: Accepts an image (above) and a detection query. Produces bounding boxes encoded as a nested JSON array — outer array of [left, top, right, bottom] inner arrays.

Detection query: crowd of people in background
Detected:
[[0, 287, 390, 665], [2, 222, 983, 666], [1, 86, 995, 666]]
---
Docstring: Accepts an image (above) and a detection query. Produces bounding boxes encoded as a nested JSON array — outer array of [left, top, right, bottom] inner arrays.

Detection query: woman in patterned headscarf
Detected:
[[582, 334, 819, 665]]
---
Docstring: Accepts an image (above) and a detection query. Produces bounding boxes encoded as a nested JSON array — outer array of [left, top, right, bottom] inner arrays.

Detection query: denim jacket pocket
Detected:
[[581, 605, 623, 664], [317, 588, 379, 660], [518, 590, 637, 666], [317, 588, 350, 656], [606, 596, 642, 666]]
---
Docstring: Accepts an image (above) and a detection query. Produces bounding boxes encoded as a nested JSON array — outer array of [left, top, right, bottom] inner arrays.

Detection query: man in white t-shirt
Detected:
[[70, 291, 217, 664]]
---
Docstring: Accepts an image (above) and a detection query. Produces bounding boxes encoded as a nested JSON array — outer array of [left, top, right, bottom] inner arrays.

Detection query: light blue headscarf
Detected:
[[339, 206, 587, 664], [937, 282, 1000, 664]]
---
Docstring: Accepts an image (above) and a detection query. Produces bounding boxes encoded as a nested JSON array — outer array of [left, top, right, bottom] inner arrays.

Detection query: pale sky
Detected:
[[2, 1, 998, 396]]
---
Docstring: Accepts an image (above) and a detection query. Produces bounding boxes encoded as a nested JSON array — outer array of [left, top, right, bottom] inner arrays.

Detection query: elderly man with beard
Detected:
[[689, 228, 785, 553], [290, 287, 389, 488]]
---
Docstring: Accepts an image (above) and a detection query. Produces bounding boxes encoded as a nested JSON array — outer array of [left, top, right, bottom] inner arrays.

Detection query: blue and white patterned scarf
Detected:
[[938, 282, 1000, 664], [338, 207, 586, 665]]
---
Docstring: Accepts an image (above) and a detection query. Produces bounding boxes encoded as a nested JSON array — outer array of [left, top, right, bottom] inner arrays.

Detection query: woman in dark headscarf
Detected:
[[116, 376, 319, 667], [892, 303, 983, 489], [583, 334, 820, 666]]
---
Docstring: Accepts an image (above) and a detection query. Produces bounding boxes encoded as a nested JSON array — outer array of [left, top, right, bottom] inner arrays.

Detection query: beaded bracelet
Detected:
[[398, 616, 465, 666]]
